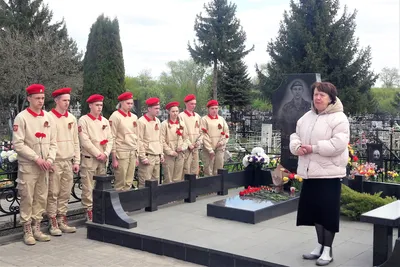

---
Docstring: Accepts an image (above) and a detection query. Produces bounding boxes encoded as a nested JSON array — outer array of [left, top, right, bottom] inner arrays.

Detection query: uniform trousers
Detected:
[[80, 156, 106, 210], [17, 164, 48, 223], [47, 160, 73, 216]]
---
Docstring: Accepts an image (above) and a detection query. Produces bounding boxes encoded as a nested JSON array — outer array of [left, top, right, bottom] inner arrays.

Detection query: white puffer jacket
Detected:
[[289, 97, 349, 179]]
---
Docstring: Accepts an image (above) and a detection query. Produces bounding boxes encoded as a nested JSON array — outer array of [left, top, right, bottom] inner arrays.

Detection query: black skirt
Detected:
[[296, 178, 342, 233]]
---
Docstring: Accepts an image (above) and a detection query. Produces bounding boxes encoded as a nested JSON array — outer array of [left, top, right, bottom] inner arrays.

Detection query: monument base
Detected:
[[207, 195, 299, 224]]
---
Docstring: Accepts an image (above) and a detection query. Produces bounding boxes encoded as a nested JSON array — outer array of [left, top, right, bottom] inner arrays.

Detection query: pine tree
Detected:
[[82, 14, 125, 118], [188, 0, 253, 100], [0, 0, 82, 112], [218, 59, 252, 112], [258, 0, 378, 114]]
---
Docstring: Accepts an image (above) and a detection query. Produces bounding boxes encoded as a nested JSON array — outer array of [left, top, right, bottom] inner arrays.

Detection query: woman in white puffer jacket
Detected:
[[289, 82, 349, 266]]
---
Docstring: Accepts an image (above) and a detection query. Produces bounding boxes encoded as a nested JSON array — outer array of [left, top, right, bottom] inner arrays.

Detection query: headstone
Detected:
[[261, 123, 272, 152], [272, 73, 321, 173], [367, 143, 383, 169]]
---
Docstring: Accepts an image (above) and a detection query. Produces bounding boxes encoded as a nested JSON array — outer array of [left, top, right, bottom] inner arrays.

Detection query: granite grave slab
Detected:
[[207, 194, 299, 224]]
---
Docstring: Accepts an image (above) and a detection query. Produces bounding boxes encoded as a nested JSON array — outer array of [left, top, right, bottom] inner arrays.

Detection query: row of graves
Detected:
[[87, 73, 400, 267]]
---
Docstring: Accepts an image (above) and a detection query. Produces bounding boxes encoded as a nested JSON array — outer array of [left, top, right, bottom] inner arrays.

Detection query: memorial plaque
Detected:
[[272, 73, 321, 173], [367, 143, 383, 169]]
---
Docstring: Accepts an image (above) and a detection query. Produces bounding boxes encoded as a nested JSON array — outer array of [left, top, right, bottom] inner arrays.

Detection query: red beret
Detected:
[[52, 87, 71, 98], [165, 101, 180, 110], [86, 94, 104, 103], [184, 94, 196, 102], [26, 84, 45, 95], [206, 100, 219, 107], [118, 92, 133, 101], [145, 97, 160, 106]]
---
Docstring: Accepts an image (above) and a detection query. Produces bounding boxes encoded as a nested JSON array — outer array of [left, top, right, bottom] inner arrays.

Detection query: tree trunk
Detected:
[[212, 60, 218, 99]]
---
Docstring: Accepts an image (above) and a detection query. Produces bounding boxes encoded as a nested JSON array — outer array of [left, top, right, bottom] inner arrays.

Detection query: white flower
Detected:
[[242, 155, 250, 167], [6, 150, 14, 157], [251, 147, 265, 156], [0, 151, 7, 159], [8, 153, 17, 162]]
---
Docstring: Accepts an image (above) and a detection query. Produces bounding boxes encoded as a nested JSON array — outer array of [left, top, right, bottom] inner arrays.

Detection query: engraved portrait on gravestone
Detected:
[[278, 79, 311, 136], [281, 80, 311, 125]]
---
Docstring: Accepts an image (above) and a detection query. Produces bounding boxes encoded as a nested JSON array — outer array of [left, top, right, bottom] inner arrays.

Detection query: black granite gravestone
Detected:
[[272, 73, 321, 173], [367, 143, 383, 169]]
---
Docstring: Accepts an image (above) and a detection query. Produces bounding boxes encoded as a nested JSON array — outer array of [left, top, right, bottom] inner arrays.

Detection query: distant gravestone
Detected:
[[272, 73, 321, 173]]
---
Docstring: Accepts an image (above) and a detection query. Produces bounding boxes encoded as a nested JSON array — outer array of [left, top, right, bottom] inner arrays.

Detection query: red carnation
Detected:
[[352, 156, 358, 162], [176, 129, 183, 136], [289, 173, 295, 180], [225, 134, 229, 138], [35, 132, 45, 138], [201, 128, 208, 133], [100, 140, 108, 145], [221, 132, 225, 135]]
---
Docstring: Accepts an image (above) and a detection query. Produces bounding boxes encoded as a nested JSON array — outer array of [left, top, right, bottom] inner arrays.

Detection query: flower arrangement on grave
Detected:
[[242, 147, 270, 168], [268, 156, 280, 169], [239, 186, 290, 202], [387, 170, 399, 179], [281, 167, 303, 193], [0, 141, 17, 189], [348, 143, 359, 169], [350, 162, 383, 181]]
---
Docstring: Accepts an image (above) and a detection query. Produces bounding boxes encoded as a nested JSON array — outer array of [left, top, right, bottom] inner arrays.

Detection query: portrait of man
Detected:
[[278, 79, 312, 136], [367, 143, 383, 169]]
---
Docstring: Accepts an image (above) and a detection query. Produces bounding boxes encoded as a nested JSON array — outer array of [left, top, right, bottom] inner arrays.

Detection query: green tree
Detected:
[[0, 0, 64, 36], [82, 14, 125, 118], [0, 0, 82, 112], [188, 0, 253, 99], [391, 91, 400, 113], [218, 59, 251, 112], [259, 0, 378, 114], [158, 59, 211, 112]]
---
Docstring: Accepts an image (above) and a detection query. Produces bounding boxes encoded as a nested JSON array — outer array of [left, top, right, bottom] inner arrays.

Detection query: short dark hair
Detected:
[[311, 82, 337, 103]]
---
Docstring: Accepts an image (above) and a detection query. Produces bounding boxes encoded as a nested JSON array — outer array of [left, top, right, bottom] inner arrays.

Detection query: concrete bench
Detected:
[[360, 200, 400, 266]]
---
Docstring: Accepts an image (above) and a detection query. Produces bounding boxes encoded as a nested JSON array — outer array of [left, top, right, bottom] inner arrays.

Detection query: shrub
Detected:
[[340, 184, 396, 220]]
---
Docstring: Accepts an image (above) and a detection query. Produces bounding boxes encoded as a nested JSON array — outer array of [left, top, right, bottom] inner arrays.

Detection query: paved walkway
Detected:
[[0, 227, 200, 267], [125, 189, 397, 267]]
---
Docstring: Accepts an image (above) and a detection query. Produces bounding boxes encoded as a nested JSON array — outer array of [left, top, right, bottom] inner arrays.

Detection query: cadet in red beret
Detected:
[[201, 99, 229, 176], [109, 92, 139, 191], [13, 83, 57, 245], [145, 97, 160, 106], [206, 99, 219, 107], [78, 93, 112, 221], [47, 87, 79, 235], [136, 97, 164, 188], [51, 88, 71, 98], [26, 84, 45, 95], [117, 92, 133, 102], [161, 101, 187, 183], [178, 94, 202, 178]]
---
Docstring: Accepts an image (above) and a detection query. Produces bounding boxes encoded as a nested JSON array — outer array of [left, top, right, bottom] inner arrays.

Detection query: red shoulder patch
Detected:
[[78, 126, 82, 133], [13, 125, 18, 132], [109, 121, 112, 127], [133, 121, 137, 127]]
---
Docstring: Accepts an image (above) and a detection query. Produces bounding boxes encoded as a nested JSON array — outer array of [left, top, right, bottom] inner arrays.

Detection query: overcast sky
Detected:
[[45, 0, 399, 85]]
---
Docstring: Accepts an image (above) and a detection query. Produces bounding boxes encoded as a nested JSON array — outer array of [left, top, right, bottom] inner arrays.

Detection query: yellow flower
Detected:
[[298, 177, 303, 182], [283, 177, 289, 182]]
